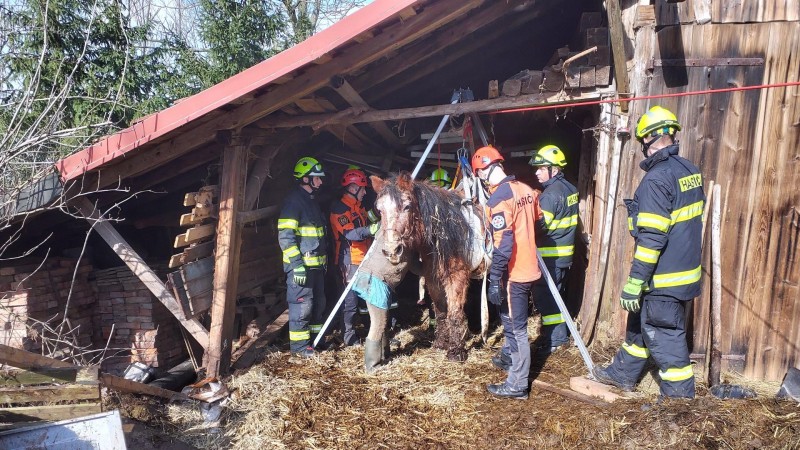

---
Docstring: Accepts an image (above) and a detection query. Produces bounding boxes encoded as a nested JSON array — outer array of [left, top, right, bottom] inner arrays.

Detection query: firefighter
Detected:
[[277, 157, 329, 358], [472, 145, 542, 399], [329, 168, 379, 347], [528, 145, 578, 355], [592, 106, 704, 398]]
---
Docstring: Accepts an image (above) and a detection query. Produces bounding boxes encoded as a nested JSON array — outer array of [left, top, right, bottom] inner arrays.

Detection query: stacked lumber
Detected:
[[490, 12, 611, 98]]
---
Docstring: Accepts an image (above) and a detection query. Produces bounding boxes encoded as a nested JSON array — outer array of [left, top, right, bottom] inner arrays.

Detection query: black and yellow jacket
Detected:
[[625, 144, 705, 300], [277, 186, 327, 272], [536, 172, 579, 268]]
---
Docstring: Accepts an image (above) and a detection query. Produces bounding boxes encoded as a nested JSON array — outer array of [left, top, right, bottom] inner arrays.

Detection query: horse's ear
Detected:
[[369, 175, 385, 192]]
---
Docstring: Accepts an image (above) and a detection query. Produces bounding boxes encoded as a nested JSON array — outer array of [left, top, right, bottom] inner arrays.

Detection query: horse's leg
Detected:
[[427, 279, 449, 350], [444, 263, 470, 362], [365, 302, 389, 373]]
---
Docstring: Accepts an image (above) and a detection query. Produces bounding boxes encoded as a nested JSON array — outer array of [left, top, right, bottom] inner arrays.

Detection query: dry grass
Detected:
[[138, 310, 800, 449]]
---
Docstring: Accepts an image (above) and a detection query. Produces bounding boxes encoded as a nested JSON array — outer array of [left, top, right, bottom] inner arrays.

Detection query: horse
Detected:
[[366, 172, 488, 363]]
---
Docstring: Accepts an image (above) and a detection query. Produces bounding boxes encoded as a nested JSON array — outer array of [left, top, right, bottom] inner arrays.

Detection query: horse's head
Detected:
[[371, 173, 417, 265]]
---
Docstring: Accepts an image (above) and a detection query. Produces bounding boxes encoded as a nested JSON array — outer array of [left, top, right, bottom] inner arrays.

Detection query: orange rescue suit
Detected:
[[329, 194, 372, 266], [486, 176, 542, 283]]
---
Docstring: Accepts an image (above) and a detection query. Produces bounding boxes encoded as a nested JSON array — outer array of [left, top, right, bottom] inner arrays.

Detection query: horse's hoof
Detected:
[[446, 350, 467, 362]]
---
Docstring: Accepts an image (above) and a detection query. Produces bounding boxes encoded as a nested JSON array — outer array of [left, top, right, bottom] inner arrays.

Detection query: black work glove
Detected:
[[488, 278, 506, 306]]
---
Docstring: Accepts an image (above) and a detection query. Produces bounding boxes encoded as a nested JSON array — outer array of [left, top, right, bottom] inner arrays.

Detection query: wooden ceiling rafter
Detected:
[[330, 76, 403, 149]]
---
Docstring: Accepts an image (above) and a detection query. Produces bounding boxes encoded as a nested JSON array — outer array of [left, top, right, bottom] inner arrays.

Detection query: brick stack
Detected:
[[93, 265, 187, 375], [0, 257, 95, 355]]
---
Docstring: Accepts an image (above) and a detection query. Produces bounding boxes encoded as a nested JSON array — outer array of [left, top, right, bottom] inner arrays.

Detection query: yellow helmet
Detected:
[[528, 145, 567, 168], [635, 106, 681, 141], [293, 157, 325, 179], [428, 168, 452, 187]]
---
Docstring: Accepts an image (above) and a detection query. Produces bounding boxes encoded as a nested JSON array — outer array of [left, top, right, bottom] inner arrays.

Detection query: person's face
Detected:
[[535, 166, 552, 184], [350, 184, 366, 202], [310, 176, 324, 189]]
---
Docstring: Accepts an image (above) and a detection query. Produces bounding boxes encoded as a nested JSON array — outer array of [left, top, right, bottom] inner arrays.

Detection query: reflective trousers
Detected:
[[499, 280, 534, 391], [606, 293, 695, 398], [532, 263, 569, 347], [286, 267, 327, 353]]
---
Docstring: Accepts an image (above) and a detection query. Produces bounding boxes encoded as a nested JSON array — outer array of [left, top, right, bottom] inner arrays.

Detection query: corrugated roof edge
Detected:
[[55, 0, 421, 182]]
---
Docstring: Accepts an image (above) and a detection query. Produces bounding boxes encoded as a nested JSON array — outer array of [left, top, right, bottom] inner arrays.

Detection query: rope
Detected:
[[483, 81, 800, 115]]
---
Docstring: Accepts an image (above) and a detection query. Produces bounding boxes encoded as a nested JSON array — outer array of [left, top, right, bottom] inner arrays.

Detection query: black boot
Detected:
[[491, 350, 512, 372], [364, 339, 382, 373], [591, 365, 635, 392]]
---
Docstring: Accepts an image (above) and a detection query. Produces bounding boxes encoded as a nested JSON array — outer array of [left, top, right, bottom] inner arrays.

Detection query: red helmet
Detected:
[[341, 168, 368, 187], [471, 146, 504, 171]]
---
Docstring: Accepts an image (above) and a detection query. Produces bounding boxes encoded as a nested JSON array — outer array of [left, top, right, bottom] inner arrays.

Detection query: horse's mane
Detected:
[[382, 172, 473, 271]]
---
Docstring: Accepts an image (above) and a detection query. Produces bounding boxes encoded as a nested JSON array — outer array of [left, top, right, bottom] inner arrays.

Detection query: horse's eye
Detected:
[[402, 204, 411, 212]]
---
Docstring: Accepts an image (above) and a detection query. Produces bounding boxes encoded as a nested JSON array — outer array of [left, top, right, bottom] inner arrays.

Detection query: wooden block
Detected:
[[100, 373, 191, 401], [174, 224, 215, 248], [519, 70, 544, 94], [595, 65, 611, 86], [0, 384, 100, 404], [634, 5, 656, 28], [541, 68, 566, 92], [0, 403, 102, 422], [579, 11, 602, 33], [169, 253, 184, 269], [566, 66, 582, 89], [569, 376, 622, 402], [588, 45, 610, 66], [580, 66, 596, 88], [501, 79, 522, 97], [585, 27, 608, 48], [488, 80, 499, 99]]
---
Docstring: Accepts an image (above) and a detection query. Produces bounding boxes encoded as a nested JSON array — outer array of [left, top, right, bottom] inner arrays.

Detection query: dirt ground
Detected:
[[111, 304, 800, 450]]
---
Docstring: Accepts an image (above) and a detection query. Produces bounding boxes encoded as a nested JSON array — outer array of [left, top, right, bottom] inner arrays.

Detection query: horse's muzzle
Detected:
[[382, 243, 404, 264]]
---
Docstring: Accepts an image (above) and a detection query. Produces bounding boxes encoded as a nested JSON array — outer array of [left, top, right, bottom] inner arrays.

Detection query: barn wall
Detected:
[[651, 0, 799, 25], [594, 17, 800, 381]]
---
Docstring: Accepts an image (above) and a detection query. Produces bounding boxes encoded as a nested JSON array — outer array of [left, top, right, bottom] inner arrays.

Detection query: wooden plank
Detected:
[[487, 80, 499, 99], [0, 343, 74, 370], [207, 137, 247, 378], [182, 241, 215, 264], [258, 89, 609, 129], [100, 373, 192, 402], [634, 4, 655, 29], [569, 376, 622, 403], [72, 197, 209, 348], [531, 380, 609, 408], [0, 384, 99, 404], [181, 257, 214, 317], [0, 367, 97, 386], [238, 205, 279, 224], [167, 271, 192, 319], [579, 66, 596, 88], [0, 403, 102, 423], [231, 309, 289, 370], [174, 223, 215, 248], [606, 0, 631, 111], [331, 77, 402, 148]]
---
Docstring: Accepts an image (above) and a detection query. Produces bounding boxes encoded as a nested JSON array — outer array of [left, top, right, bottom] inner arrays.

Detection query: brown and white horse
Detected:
[[370, 172, 487, 361]]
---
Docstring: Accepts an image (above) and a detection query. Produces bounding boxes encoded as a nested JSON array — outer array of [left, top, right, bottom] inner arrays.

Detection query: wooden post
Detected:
[[73, 197, 210, 348], [206, 134, 247, 378], [605, 0, 631, 112], [709, 184, 723, 386]]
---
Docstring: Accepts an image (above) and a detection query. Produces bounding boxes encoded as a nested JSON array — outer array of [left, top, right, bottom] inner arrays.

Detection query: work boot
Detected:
[[389, 337, 401, 348], [491, 350, 512, 372], [364, 339, 383, 373], [291, 346, 316, 359], [592, 365, 635, 392], [486, 382, 528, 400]]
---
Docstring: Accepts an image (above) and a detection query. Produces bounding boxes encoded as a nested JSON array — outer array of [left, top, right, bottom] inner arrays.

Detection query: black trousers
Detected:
[[286, 267, 327, 353]]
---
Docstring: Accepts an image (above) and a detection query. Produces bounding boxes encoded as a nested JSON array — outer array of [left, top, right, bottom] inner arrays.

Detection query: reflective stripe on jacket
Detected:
[[626, 144, 705, 299], [278, 186, 327, 272], [330, 194, 372, 266], [536, 172, 578, 268], [486, 176, 542, 283]]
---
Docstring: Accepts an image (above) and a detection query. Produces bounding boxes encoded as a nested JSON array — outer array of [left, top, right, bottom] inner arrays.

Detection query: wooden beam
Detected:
[[238, 205, 279, 224], [0, 366, 97, 386], [605, 0, 631, 111], [72, 197, 209, 348], [231, 308, 288, 370], [0, 384, 100, 404], [206, 135, 247, 378], [531, 380, 609, 408], [259, 90, 608, 129], [100, 373, 192, 402], [330, 77, 402, 148], [0, 343, 74, 370], [0, 403, 102, 423]]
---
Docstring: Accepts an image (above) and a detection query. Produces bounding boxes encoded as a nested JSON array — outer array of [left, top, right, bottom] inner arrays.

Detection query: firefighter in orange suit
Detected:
[[330, 168, 379, 346], [472, 145, 542, 400]]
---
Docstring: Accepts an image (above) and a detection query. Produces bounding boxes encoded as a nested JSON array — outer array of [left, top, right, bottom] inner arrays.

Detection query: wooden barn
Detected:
[[1, 0, 798, 393]]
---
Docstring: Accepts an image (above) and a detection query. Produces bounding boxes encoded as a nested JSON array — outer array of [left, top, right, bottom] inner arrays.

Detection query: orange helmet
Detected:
[[341, 168, 368, 187], [471, 146, 504, 172]]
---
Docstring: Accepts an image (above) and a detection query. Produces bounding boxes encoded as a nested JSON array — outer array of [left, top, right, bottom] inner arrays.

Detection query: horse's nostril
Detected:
[[394, 244, 404, 257]]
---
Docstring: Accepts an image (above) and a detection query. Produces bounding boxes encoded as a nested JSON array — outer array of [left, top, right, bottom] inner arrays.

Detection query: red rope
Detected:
[[482, 81, 800, 115]]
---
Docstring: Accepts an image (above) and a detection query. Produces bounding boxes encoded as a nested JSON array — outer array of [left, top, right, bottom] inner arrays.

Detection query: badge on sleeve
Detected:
[[491, 212, 506, 230], [338, 216, 350, 226]]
